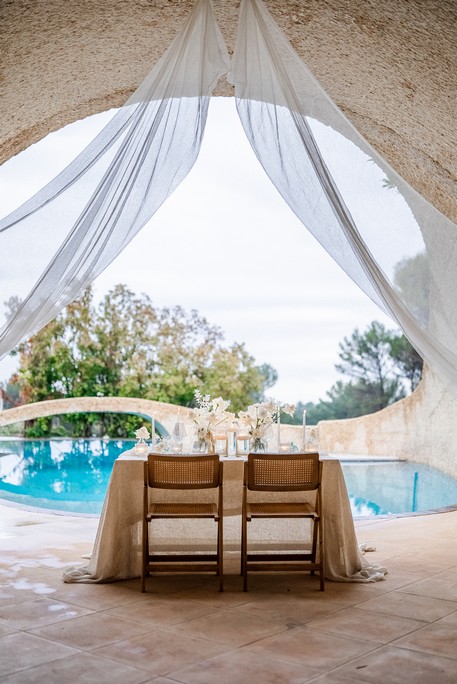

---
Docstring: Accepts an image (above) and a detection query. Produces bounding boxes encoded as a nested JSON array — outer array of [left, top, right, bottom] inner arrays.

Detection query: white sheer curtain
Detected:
[[0, 0, 229, 359], [229, 0, 457, 394], [2, 0, 457, 397]]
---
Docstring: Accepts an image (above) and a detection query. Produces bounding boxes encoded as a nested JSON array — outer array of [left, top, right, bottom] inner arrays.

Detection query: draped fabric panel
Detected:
[[229, 0, 457, 394], [0, 0, 229, 358], [1, 0, 457, 397]]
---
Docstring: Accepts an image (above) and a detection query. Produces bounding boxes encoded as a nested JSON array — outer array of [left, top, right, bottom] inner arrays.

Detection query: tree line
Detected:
[[2, 285, 423, 436], [282, 320, 423, 425], [3, 284, 276, 437]]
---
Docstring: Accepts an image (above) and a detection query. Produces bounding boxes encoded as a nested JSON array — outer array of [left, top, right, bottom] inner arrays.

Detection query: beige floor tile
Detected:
[[0, 584, 45, 607], [373, 557, 448, 580], [385, 552, 457, 575], [355, 590, 457, 621], [29, 611, 152, 650], [231, 591, 345, 625], [305, 675, 361, 684], [51, 581, 147, 610], [242, 573, 324, 593], [0, 570, 63, 602], [170, 581, 255, 608], [139, 574, 215, 594], [437, 611, 457, 625], [306, 606, 426, 643], [93, 628, 230, 676], [169, 607, 287, 647], [397, 577, 457, 601], [392, 619, 457, 660], [336, 644, 457, 683], [106, 595, 219, 627], [244, 625, 378, 670], [431, 567, 457, 581], [3, 503, 457, 683], [169, 649, 321, 683], [306, 573, 421, 605], [0, 631, 79, 678], [0, 622, 17, 636], [0, 596, 92, 630], [0, 652, 151, 684]]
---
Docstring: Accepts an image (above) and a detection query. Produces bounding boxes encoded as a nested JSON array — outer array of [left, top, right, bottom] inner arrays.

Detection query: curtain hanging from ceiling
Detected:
[[0, 0, 229, 359], [229, 0, 457, 394], [1, 0, 457, 396]]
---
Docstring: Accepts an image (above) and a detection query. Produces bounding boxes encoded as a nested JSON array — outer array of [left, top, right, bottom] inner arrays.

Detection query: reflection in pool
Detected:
[[0, 439, 135, 514], [1, 440, 457, 516], [342, 461, 457, 516]]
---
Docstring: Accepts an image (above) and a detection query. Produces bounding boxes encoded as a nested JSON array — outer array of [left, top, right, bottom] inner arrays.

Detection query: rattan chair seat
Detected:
[[149, 502, 218, 518], [246, 501, 316, 519]]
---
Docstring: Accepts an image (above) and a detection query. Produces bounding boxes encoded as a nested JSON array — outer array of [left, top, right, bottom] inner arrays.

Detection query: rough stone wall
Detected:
[[0, 396, 194, 435], [0, 0, 456, 221], [317, 367, 457, 478]]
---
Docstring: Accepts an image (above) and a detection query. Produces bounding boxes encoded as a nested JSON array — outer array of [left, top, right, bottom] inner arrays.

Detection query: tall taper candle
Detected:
[[277, 404, 281, 450], [302, 409, 307, 451]]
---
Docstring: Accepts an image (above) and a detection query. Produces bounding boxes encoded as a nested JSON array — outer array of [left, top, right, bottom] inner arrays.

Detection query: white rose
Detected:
[[135, 426, 150, 440]]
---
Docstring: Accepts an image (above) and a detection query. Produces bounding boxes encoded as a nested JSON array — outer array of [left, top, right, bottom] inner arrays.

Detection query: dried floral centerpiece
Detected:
[[192, 389, 234, 453], [237, 401, 295, 452], [134, 425, 151, 454]]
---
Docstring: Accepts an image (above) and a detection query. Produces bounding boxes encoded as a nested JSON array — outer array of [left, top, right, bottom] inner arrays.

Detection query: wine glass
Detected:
[[172, 420, 186, 453]]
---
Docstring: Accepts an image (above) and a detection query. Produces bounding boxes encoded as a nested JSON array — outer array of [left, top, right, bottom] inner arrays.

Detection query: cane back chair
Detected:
[[241, 452, 324, 591], [142, 453, 223, 592]]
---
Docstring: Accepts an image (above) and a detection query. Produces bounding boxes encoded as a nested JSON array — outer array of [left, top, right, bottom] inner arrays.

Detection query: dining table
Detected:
[[63, 452, 387, 584]]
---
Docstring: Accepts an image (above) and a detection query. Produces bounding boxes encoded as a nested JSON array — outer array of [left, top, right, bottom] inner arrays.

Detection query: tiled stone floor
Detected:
[[1, 503, 457, 683]]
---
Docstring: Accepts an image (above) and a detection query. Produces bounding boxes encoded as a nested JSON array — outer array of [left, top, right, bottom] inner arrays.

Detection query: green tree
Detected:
[[388, 334, 423, 392], [335, 321, 405, 411], [10, 284, 276, 436], [298, 321, 423, 422]]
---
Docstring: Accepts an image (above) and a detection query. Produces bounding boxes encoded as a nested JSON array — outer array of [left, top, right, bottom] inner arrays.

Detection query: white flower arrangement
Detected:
[[237, 400, 296, 450], [192, 389, 234, 451]]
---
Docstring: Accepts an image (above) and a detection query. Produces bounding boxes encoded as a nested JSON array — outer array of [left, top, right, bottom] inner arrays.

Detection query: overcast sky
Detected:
[[0, 97, 397, 404]]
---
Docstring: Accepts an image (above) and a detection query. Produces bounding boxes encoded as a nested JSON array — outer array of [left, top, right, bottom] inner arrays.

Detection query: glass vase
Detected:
[[134, 438, 148, 455], [250, 437, 268, 453], [193, 431, 215, 454]]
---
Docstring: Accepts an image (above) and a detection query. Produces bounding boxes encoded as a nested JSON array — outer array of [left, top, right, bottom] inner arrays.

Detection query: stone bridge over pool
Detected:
[[0, 396, 195, 437]]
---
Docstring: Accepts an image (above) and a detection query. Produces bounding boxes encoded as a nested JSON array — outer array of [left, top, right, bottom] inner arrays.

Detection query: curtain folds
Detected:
[[1, 0, 457, 396], [229, 0, 457, 394], [0, 0, 229, 359]]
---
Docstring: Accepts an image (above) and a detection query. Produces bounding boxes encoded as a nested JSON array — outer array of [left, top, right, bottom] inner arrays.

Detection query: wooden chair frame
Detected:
[[241, 452, 324, 591], [142, 454, 224, 592]]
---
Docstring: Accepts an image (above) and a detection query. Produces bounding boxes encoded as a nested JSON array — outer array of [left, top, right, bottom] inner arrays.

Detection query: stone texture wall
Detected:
[[1, 0, 456, 221], [0, 396, 193, 436], [318, 367, 457, 478]]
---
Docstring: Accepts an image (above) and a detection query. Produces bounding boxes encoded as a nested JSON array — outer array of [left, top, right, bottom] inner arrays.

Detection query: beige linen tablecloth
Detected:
[[63, 453, 387, 583]]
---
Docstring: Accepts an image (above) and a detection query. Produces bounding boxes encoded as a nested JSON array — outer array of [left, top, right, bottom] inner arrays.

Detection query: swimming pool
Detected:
[[1, 439, 457, 516], [342, 460, 457, 516], [0, 438, 135, 514]]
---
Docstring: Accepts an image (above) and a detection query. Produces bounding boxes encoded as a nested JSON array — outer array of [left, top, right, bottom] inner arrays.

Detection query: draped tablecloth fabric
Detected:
[[63, 453, 387, 583]]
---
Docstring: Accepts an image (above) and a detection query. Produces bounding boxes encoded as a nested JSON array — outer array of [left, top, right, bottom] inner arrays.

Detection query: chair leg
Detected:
[[218, 515, 224, 592], [141, 516, 148, 593], [241, 516, 248, 591], [318, 517, 325, 591]]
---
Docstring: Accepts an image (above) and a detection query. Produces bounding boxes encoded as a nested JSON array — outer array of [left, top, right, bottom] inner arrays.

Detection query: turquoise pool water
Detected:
[[342, 460, 457, 516], [0, 439, 135, 514], [1, 439, 457, 516]]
